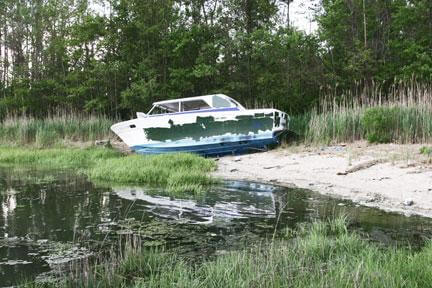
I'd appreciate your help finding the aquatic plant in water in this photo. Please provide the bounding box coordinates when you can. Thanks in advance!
[21,217,432,288]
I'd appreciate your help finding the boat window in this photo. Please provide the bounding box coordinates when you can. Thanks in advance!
[230,100,239,107]
[149,106,167,115]
[212,95,232,108]
[161,102,180,113]
[181,100,211,112]
[149,102,179,115]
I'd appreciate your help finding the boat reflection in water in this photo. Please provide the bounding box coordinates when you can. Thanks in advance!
[113,181,278,224]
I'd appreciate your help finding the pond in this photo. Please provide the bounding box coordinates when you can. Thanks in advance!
[1,166,432,286]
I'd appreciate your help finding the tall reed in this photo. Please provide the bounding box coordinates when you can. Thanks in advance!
[299,79,432,144]
[0,113,115,147]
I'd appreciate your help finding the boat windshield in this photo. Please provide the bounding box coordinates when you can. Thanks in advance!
[148,102,179,115]
[212,95,232,108]
[212,95,244,109]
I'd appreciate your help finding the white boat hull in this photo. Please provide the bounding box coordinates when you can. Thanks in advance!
[111,108,288,156]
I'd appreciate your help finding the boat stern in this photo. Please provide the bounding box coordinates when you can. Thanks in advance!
[275,110,289,131]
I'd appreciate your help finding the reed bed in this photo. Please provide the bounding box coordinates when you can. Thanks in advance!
[0,113,114,147]
[293,80,432,144]
[23,217,432,287]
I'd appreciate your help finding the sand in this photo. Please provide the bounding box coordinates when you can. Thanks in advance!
[213,142,432,218]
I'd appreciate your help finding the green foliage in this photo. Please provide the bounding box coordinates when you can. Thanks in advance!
[1,0,432,142]
[318,0,432,86]
[420,146,432,156]
[0,0,324,117]
[362,107,397,143]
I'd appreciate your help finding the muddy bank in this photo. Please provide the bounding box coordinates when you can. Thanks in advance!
[213,142,432,218]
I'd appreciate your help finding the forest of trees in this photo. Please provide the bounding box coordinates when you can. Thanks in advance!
[0,0,431,118]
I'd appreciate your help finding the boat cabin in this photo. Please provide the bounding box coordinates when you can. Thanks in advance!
[145,94,245,116]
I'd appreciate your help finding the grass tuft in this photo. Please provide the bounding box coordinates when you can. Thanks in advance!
[86,153,217,196]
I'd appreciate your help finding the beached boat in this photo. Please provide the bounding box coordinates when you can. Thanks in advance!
[111,94,289,156]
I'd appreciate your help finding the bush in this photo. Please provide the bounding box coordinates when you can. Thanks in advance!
[362,107,397,143]
[420,146,432,158]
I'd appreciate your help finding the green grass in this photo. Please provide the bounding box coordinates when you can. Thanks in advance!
[0,114,114,147]
[21,217,432,288]
[0,147,216,195]
[86,153,217,195]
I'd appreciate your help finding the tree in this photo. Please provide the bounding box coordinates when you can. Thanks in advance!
[280,0,294,27]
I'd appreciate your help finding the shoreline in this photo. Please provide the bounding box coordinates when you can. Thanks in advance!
[213,141,432,218]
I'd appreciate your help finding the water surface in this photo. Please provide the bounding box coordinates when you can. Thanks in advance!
[1,167,431,286]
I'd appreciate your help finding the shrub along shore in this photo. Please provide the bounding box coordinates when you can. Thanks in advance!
[0,147,216,196]
[23,218,432,288]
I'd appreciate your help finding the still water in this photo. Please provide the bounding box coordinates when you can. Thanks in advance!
[0,167,431,286]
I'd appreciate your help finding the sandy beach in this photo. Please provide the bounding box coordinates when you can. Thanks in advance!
[213,142,432,218]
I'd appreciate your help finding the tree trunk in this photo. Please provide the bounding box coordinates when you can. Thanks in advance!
[286,0,290,28]
[363,0,367,48]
